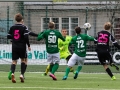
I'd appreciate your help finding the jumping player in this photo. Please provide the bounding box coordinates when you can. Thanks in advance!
[95,22,120,80]
[62,26,96,80]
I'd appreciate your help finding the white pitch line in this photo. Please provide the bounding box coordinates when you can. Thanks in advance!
[0,87,119,90]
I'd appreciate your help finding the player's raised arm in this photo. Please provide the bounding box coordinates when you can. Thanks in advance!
[37,31,45,41]
[21,20,38,37]
[86,34,97,41]
[29,31,38,37]
[110,34,120,49]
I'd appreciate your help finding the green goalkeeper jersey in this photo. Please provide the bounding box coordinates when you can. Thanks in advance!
[69,34,95,57]
[58,35,72,59]
[37,29,65,54]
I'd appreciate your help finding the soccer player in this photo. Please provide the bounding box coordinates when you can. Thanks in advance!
[62,26,96,80]
[42,29,74,76]
[37,21,65,80]
[95,22,120,80]
[8,19,38,80]
[7,13,31,83]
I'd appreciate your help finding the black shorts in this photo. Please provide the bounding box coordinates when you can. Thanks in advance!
[12,48,27,60]
[97,52,113,65]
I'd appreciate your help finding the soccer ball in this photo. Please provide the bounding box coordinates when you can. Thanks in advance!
[83,23,91,30]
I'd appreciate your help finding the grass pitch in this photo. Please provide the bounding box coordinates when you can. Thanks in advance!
[0,72,120,90]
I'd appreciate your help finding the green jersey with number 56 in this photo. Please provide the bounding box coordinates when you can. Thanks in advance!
[37,29,65,54]
[69,34,95,57]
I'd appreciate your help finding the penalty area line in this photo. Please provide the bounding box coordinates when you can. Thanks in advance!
[0,87,119,90]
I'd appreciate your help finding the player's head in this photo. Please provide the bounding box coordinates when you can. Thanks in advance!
[15,13,23,23]
[48,21,55,29]
[104,22,111,30]
[75,26,81,34]
[61,29,67,37]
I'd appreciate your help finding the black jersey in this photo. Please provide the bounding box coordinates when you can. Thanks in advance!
[28,31,38,37]
[7,24,30,49]
[96,30,117,52]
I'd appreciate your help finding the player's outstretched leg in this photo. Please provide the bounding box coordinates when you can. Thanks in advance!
[74,71,78,79]
[111,76,116,80]
[49,73,57,80]
[105,67,116,80]
[110,63,119,71]
[8,71,12,80]
[42,64,50,76]
[62,67,70,80]
[74,66,82,79]
[49,63,59,80]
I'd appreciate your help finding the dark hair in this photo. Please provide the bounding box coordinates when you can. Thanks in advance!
[104,22,111,30]
[15,13,23,22]
[48,22,55,29]
[61,28,67,31]
[75,26,81,34]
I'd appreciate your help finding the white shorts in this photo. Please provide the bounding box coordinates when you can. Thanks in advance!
[67,53,85,67]
[47,53,60,64]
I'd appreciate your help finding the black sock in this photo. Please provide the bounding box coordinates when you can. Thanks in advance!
[24,64,27,74]
[21,62,25,75]
[11,64,16,74]
[106,68,113,77]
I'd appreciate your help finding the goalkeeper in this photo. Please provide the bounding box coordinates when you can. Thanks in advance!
[42,29,74,76]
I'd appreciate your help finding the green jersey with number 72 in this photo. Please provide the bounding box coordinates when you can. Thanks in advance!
[37,29,65,54]
[69,34,96,57]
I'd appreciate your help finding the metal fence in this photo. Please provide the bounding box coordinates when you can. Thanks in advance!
[0,1,120,44]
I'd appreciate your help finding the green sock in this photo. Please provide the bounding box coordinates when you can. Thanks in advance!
[51,63,59,74]
[65,67,70,77]
[76,66,82,73]
[50,64,54,72]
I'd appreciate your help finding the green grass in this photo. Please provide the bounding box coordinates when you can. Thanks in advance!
[0,72,120,90]
[0,64,120,73]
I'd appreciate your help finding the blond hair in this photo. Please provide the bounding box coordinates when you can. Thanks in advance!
[48,21,55,29]
[104,22,111,30]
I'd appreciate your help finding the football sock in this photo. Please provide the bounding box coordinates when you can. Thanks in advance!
[21,62,25,75]
[24,64,27,73]
[64,67,70,77]
[76,66,82,73]
[50,64,54,72]
[11,64,16,74]
[51,63,59,74]
[106,68,113,77]
[45,64,50,74]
